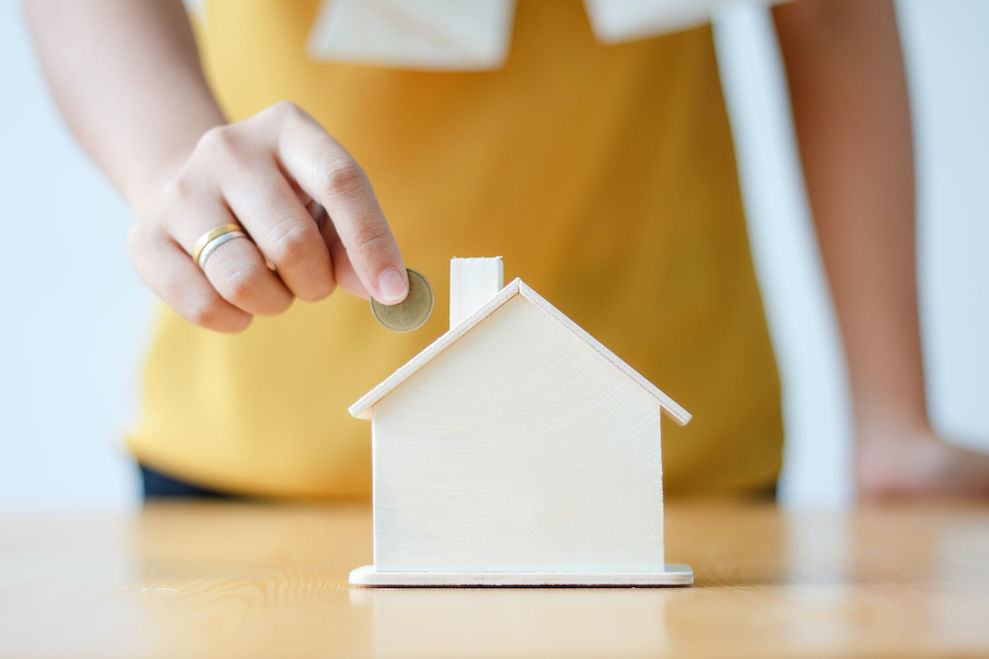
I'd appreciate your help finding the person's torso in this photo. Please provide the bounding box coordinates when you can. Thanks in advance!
[127,0,783,497]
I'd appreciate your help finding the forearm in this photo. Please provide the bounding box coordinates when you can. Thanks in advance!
[774,0,927,435]
[25,0,225,211]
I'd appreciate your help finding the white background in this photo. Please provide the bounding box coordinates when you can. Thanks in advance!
[0,1,986,510]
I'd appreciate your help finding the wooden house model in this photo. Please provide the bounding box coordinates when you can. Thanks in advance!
[349,258,692,586]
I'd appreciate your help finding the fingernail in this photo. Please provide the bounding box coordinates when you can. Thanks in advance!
[377,267,409,304]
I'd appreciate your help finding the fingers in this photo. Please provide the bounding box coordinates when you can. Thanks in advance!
[220,162,336,302]
[128,224,252,333]
[272,103,409,304]
[320,216,367,298]
[129,101,406,333]
[164,189,295,318]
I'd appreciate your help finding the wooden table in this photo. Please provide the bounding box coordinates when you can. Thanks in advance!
[1,501,988,658]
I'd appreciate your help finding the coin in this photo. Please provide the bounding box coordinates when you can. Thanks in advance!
[370,268,434,332]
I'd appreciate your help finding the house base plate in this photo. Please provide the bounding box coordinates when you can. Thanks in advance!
[348,564,693,587]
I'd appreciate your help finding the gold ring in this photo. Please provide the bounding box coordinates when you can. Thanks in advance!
[192,224,243,267]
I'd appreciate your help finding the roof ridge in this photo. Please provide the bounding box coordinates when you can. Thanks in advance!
[349,278,690,426]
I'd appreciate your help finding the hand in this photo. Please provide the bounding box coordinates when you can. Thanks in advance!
[855,422,989,499]
[127,101,409,333]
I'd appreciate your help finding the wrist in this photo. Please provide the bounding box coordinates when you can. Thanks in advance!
[126,112,226,216]
[127,141,204,216]
[853,397,931,444]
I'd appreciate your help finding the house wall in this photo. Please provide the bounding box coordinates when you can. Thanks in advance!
[371,296,666,573]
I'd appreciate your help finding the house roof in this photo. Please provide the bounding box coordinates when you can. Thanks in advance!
[349,278,691,426]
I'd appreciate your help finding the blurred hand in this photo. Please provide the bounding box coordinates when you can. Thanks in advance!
[127,101,409,333]
[856,422,989,499]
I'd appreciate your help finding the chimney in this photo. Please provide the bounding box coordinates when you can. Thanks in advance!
[450,257,504,328]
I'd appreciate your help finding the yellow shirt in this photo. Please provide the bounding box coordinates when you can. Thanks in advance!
[126,0,783,498]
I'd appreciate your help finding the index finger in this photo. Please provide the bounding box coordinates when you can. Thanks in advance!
[275,110,409,305]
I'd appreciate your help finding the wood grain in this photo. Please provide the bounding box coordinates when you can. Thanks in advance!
[449,256,503,327]
[372,295,667,574]
[356,264,690,583]
[349,278,690,425]
[2,500,989,658]
[348,563,693,586]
